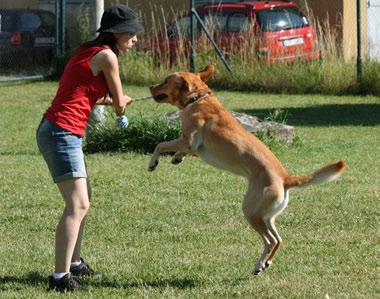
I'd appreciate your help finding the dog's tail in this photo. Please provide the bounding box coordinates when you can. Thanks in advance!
[284,160,345,190]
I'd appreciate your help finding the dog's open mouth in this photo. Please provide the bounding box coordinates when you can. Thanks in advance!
[153,94,168,102]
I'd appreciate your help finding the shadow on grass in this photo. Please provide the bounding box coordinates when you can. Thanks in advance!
[94,278,199,290]
[0,273,198,291]
[237,103,380,126]
[92,276,249,290]
[0,273,249,291]
[0,273,199,292]
[0,272,45,290]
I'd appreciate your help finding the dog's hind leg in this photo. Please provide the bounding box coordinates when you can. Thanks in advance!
[242,184,286,275]
[264,190,289,268]
[262,218,281,271]
[251,218,282,275]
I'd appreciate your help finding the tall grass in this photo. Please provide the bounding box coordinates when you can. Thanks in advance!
[62,3,380,95]
[114,3,380,95]
[124,48,370,95]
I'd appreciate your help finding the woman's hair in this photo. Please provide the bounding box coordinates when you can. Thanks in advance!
[81,32,119,55]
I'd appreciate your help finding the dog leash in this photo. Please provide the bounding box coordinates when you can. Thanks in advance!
[134,95,153,101]
[116,95,153,129]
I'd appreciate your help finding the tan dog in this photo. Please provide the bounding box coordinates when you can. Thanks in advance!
[148,65,345,275]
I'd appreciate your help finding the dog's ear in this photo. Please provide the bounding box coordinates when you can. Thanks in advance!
[198,65,214,82]
[179,75,189,91]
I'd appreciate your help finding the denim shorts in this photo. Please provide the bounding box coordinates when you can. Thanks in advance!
[36,118,87,183]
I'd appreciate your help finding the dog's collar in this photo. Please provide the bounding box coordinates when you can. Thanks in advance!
[185,93,211,107]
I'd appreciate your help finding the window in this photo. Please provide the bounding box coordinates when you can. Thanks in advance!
[227,12,249,32]
[201,12,228,33]
[0,12,15,32]
[256,7,310,32]
[38,12,55,26]
[164,16,192,38]
[19,12,41,31]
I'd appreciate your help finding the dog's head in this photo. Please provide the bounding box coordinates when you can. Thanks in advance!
[150,65,214,109]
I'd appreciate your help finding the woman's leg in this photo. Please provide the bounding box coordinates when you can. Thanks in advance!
[55,177,90,273]
[71,178,92,263]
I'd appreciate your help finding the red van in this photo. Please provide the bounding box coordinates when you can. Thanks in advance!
[143,1,320,64]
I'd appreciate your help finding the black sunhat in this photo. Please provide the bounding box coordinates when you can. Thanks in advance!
[97,4,144,33]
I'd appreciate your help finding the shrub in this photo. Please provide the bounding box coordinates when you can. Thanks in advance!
[84,113,181,154]
[84,109,298,154]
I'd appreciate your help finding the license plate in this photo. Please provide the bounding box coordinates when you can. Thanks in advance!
[283,37,304,47]
[35,37,55,45]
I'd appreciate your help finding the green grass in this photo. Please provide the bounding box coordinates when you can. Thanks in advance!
[119,51,376,95]
[0,81,379,298]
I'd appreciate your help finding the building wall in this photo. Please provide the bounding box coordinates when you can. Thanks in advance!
[107,0,188,35]
[304,0,367,60]
[0,1,188,48]
[343,0,367,60]
[0,0,36,8]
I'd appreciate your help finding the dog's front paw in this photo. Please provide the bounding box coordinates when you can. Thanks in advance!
[148,159,159,171]
[171,156,184,165]
[171,152,186,165]
[171,158,182,165]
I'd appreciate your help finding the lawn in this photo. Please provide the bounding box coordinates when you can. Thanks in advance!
[0,81,379,298]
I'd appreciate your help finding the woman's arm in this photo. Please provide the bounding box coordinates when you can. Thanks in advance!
[90,49,134,116]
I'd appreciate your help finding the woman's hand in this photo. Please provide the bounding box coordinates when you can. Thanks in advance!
[96,95,113,105]
[125,96,134,106]
[115,96,134,116]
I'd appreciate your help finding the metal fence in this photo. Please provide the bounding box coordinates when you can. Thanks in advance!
[1,0,378,84]
[0,1,66,83]
[364,0,380,59]
[310,0,380,62]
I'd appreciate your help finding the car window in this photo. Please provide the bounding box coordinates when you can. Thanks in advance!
[201,12,228,33]
[256,7,310,32]
[164,11,239,38]
[162,12,236,37]
[164,16,192,38]
[38,12,55,26]
[19,12,41,31]
[227,12,249,32]
[0,11,15,31]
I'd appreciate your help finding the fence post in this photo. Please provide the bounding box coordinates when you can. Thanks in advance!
[189,0,233,74]
[54,0,66,78]
[190,0,196,72]
[357,0,363,92]
[59,0,65,53]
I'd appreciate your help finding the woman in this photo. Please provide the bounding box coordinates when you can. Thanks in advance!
[36,4,143,292]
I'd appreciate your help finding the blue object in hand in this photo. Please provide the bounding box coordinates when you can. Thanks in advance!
[116,115,129,129]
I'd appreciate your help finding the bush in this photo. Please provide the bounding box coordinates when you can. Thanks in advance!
[84,110,297,154]
[84,113,181,154]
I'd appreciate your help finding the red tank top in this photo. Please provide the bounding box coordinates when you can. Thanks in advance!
[44,45,110,136]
